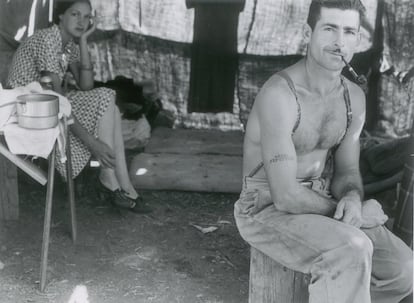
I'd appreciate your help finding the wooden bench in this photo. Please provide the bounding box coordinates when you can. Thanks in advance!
[0,148,19,220]
[249,247,310,303]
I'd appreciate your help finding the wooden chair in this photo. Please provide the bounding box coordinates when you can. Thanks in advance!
[249,247,310,303]
[0,118,76,292]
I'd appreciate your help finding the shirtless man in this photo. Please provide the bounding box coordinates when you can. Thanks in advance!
[234,1,413,302]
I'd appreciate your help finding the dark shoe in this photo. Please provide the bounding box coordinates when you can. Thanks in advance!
[97,179,152,214]
[97,179,115,202]
[129,194,153,214]
[112,190,153,214]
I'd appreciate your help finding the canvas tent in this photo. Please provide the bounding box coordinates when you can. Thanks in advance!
[0,0,412,136]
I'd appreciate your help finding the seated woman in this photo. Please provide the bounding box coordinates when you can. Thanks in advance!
[7,0,151,213]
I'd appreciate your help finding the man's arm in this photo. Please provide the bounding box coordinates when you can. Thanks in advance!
[330,82,366,226]
[258,77,336,215]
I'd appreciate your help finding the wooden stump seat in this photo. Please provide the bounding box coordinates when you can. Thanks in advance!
[249,247,310,303]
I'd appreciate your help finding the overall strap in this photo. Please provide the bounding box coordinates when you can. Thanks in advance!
[247,162,264,178]
[247,71,301,178]
[338,76,353,145]
[278,71,301,133]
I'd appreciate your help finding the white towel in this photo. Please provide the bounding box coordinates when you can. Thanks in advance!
[0,84,19,129]
[3,123,60,159]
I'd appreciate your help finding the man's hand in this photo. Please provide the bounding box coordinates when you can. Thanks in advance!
[89,139,115,169]
[334,192,362,228]
[360,199,388,229]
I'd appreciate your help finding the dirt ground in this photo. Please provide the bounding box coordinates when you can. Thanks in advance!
[0,154,401,303]
[0,166,250,303]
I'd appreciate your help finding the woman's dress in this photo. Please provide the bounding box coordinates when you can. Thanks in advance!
[7,24,114,178]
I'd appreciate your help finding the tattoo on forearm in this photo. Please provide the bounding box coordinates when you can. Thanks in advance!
[269,154,294,164]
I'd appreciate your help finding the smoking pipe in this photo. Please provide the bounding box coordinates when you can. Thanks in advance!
[341,56,367,86]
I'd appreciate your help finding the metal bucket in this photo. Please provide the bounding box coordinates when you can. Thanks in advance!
[16,94,59,129]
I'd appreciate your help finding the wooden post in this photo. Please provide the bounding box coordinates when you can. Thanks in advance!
[0,154,19,220]
[393,124,414,247]
[40,146,56,292]
[249,247,309,303]
[64,117,77,244]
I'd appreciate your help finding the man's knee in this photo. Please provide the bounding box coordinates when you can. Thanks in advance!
[342,228,373,266]
[396,257,413,296]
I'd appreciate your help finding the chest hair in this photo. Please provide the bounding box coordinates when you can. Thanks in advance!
[293,95,347,154]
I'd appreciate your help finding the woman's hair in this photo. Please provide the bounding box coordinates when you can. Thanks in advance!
[52,0,92,25]
[306,0,366,30]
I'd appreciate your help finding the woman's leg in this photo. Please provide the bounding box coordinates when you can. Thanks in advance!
[97,97,138,198]
[97,98,120,191]
[112,105,139,198]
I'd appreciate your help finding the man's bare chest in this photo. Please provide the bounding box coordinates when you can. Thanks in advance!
[292,93,348,154]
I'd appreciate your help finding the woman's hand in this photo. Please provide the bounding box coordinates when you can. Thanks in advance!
[80,12,97,41]
[76,10,97,90]
[89,138,115,169]
[360,199,388,229]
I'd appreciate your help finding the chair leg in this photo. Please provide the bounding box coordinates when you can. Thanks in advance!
[40,146,56,292]
[63,117,77,243]
[65,135,77,244]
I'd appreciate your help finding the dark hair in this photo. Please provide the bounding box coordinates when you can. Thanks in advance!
[306,0,366,30]
[52,0,92,25]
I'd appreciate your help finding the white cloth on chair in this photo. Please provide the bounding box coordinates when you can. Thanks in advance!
[0,83,18,129]
[2,123,60,159]
[0,82,71,161]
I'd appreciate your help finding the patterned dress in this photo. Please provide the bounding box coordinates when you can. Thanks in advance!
[7,24,114,179]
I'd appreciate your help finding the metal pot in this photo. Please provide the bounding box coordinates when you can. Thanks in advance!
[16,94,59,129]
[17,115,59,129]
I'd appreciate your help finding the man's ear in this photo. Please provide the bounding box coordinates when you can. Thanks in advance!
[302,24,312,43]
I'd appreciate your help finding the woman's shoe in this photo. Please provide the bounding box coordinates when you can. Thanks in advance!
[96,179,115,202]
[112,190,153,214]
[97,179,152,214]
[129,194,153,214]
